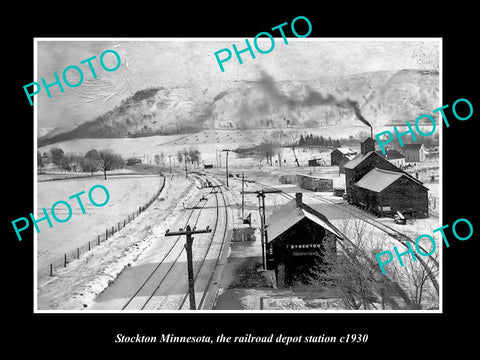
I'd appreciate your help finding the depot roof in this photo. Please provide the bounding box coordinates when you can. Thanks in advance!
[266,196,343,243]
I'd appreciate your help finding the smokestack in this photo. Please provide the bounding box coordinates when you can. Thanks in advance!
[295,193,303,206]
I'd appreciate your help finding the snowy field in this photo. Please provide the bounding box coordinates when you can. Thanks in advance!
[37,175,195,310]
[36,174,164,280]
[36,130,440,311]
[38,127,364,164]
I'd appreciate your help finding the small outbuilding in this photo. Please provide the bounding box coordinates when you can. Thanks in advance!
[330,147,357,166]
[308,158,324,167]
[265,193,343,286]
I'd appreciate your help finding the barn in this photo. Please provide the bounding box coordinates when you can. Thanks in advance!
[350,168,429,218]
[402,143,426,163]
[265,193,343,286]
[330,147,357,166]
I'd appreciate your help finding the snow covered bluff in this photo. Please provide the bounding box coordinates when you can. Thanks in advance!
[38,69,439,147]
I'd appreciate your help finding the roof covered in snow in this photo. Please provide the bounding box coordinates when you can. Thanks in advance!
[344,151,376,169]
[266,197,343,243]
[402,143,424,150]
[354,167,428,192]
[332,147,356,155]
[354,168,404,192]
[376,149,405,160]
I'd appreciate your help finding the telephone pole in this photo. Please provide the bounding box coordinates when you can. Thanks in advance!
[241,173,245,220]
[184,150,188,178]
[165,225,212,310]
[242,189,281,270]
[222,149,232,187]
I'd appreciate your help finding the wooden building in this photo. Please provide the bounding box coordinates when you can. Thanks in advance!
[376,149,406,168]
[350,168,429,218]
[266,193,343,286]
[402,143,426,163]
[344,140,404,194]
[330,147,357,166]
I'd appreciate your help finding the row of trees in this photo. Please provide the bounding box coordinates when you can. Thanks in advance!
[40,148,125,180]
[176,147,201,167]
[297,134,342,148]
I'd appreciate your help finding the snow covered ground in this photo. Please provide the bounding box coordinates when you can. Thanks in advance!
[37,175,195,310]
[210,159,440,310]
[36,174,165,280]
[35,131,440,311]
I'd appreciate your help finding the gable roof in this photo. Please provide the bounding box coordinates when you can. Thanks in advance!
[402,143,424,151]
[354,168,428,192]
[266,198,343,243]
[376,149,405,160]
[344,151,376,170]
[354,168,404,192]
[362,137,376,144]
[332,147,356,155]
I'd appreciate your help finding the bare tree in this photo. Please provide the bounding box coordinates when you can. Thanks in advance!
[308,217,391,310]
[188,147,201,167]
[50,148,64,167]
[259,140,275,166]
[37,150,43,170]
[288,131,301,167]
[111,154,125,173]
[98,150,115,180]
[389,240,439,309]
[176,149,184,164]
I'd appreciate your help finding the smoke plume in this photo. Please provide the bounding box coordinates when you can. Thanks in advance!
[256,70,372,130]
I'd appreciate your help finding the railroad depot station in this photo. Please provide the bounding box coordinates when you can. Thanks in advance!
[265,193,343,286]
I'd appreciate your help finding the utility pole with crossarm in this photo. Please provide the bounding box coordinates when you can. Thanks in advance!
[165,225,212,310]
[242,189,281,270]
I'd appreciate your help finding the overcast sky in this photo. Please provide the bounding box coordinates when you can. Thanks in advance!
[36,39,440,129]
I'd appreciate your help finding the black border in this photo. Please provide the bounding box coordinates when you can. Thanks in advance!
[5,6,478,354]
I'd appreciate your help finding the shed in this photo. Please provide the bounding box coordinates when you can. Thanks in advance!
[265,193,343,286]
[330,147,357,166]
[350,168,429,218]
[308,158,324,167]
[402,143,426,163]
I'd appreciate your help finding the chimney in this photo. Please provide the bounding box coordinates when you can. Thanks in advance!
[295,193,303,206]
[361,137,375,155]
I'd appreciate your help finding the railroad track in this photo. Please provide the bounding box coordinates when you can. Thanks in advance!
[120,174,228,310]
[178,176,229,310]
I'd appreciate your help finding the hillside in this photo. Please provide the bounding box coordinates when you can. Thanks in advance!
[38,69,439,147]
